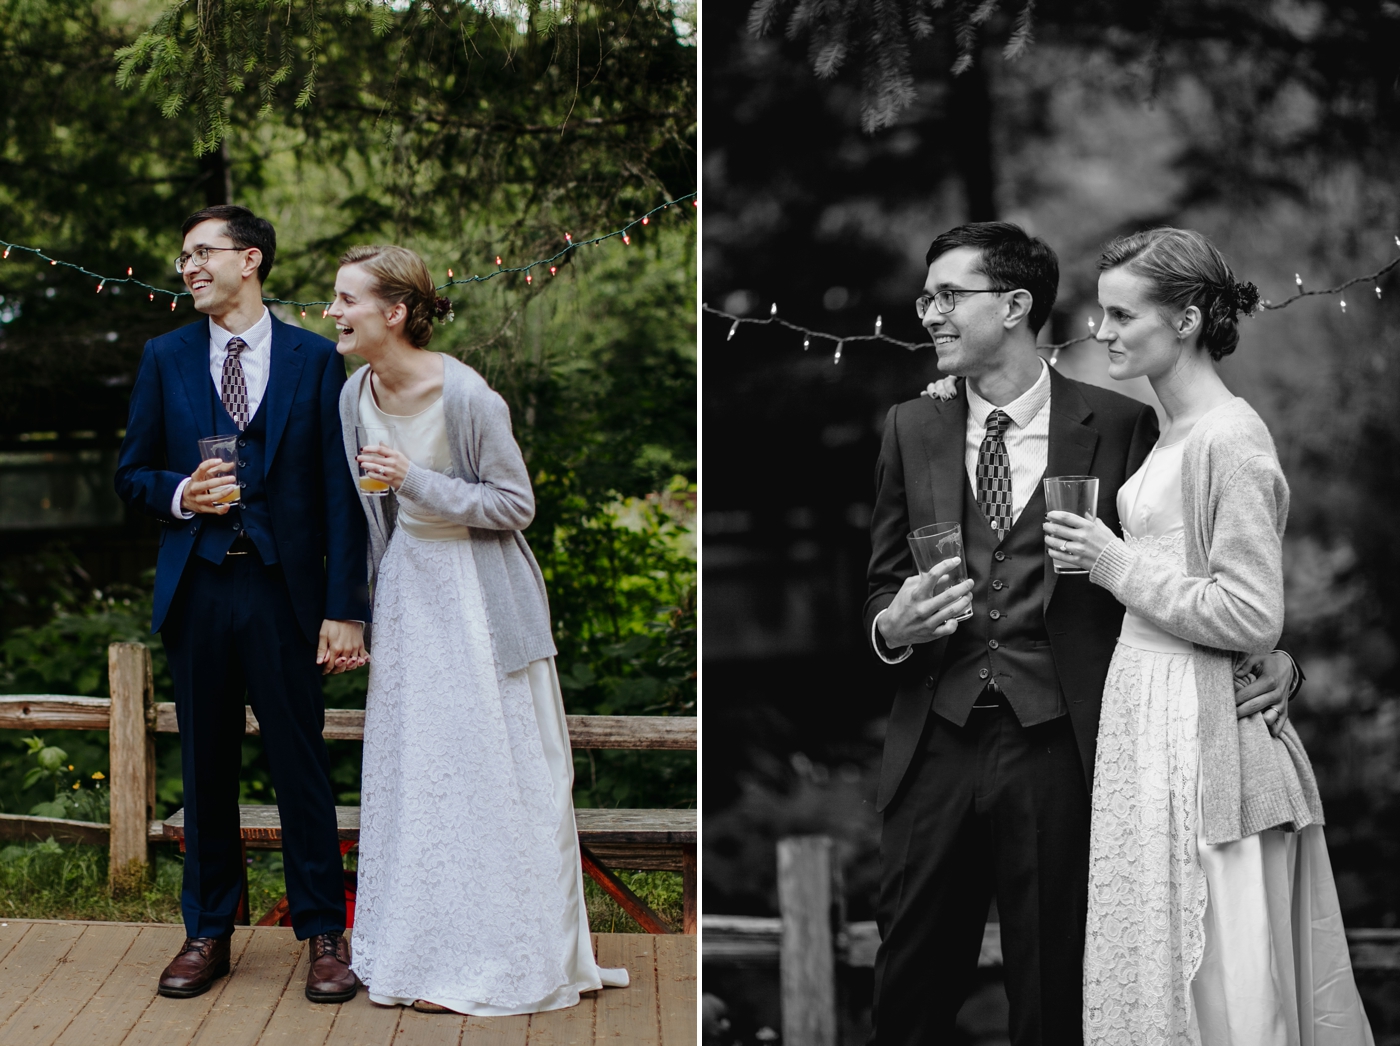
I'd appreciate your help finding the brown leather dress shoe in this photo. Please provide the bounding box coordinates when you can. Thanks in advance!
[158,936,232,998]
[305,932,358,1003]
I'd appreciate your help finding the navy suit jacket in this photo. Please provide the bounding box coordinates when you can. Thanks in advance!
[115,315,370,642]
[863,368,1159,809]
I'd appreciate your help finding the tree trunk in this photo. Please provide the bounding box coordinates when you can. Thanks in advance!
[950,57,997,222]
[198,141,233,206]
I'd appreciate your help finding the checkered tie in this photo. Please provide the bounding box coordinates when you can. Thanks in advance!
[976,408,1014,537]
[221,337,250,431]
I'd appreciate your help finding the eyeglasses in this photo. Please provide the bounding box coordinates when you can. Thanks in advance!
[915,287,1012,319]
[175,246,249,274]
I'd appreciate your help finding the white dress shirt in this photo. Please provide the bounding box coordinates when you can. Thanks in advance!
[872,360,1054,664]
[171,308,274,519]
[963,358,1052,528]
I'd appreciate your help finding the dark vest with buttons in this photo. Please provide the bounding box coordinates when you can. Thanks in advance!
[929,479,1065,727]
[192,396,279,565]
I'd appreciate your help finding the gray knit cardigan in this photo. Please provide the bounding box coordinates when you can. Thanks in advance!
[339,355,557,674]
[1089,397,1323,844]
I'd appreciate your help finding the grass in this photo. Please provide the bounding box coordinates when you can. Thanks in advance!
[0,840,684,933]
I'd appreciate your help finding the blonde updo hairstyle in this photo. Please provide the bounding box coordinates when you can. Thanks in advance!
[1097,228,1260,362]
[338,244,452,349]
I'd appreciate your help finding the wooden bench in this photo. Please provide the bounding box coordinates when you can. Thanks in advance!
[0,643,697,934]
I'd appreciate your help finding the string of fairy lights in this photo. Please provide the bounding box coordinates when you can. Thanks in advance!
[0,193,697,317]
[707,241,1400,366]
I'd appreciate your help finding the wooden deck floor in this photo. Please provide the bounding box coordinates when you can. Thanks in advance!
[0,920,695,1046]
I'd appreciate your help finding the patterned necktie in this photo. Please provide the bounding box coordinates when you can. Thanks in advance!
[221,337,250,431]
[976,408,1014,537]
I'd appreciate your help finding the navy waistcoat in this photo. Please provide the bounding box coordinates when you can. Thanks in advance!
[193,398,279,565]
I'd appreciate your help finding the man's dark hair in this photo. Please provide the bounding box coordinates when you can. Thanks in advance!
[181,205,276,284]
[925,221,1059,334]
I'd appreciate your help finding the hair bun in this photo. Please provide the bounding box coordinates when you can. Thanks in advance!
[1231,280,1261,317]
[433,296,454,322]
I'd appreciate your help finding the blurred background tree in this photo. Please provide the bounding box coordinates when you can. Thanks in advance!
[704,0,1400,1039]
[0,0,695,825]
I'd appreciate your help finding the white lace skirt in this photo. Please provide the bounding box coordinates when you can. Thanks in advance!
[1085,642,1207,1046]
[1086,641,1374,1046]
[350,528,605,1014]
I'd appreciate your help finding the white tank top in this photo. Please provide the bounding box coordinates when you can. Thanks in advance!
[359,376,471,542]
[1116,439,1194,654]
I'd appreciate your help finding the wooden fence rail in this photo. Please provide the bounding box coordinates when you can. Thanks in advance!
[703,835,1400,1046]
[0,644,698,931]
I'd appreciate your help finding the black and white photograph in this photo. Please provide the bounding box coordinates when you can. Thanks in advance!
[702,3,1400,1045]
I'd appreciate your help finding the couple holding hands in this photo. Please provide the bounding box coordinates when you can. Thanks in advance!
[866,222,1373,1045]
[115,205,625,1013]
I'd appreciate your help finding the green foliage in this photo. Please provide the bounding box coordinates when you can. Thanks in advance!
[0,839,184,922]
[17,736,110,822]
[582,870,685,933]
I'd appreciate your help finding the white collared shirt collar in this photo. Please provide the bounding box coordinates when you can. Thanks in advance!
[965,357,1051,430]
[209,306,272,357]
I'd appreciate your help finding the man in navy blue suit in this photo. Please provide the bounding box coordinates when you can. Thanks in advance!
[115,205,369,1002]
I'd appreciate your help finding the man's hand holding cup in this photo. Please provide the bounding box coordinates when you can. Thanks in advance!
[877,557,974,649]
[181,458,238,515]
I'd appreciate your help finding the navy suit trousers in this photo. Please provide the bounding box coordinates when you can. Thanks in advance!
[163,552,345,941]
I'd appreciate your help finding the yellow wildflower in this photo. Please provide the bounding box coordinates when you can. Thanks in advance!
[91,772,105,780]
[71,781,80,790]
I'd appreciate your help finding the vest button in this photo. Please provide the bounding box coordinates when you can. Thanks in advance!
[994,551,1006,562]
[233,522,243,532]
[979,668,990,680]
[925,675,935,690]
[238,459,248,469]
[237,439,247,448]
[989,609,1001,620]
[988,639,999,650]
[992,579,1004,590]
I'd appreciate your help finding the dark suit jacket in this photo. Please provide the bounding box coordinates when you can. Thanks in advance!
[864,367,1158,810]
[114,316,369,642]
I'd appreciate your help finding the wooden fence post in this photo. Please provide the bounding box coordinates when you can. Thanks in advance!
[778,835,840,1046]
[108,642,153,896]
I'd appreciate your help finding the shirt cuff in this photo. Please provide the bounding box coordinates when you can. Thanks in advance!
[171,478,195,520]
[871,609,913,665]
[1273,648,1305,700]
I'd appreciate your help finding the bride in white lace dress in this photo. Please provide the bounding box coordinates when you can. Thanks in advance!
[1044,228,1372,1045]
[328,244,627,1015]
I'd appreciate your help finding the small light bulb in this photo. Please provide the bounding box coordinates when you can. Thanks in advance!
[170,299,176,311]
[692,199,698,207]
[496,256,503,267]
[127,267,133,276]
[770,303,777,317]
[1340,298,1347,312]
[148,293,154,301]
[623,234,630,245]
[1,247,8,259]
[834,341,843,364]
[1295,273,1303,287]
[1377,286,1383,300]
[550,266,557,276]
[301,309,307,318]
[727,321,739,341]
[875,315,883,336]
[1087,316,1096,330]
[322,308,329,319]
[803,336,810,351]
[642,216,650,226]
[50,259,56,265]
[526,273,532,284]
[96,280,104,293]
[565,233,572,244]
[447,268,454,279]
